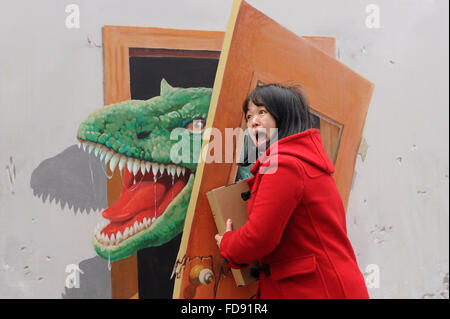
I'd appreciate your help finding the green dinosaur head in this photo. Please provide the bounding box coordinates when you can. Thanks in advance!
[77,79,211,261]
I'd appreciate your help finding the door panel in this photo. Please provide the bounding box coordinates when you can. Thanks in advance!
[174,0,373,298]
[173,0,373,299]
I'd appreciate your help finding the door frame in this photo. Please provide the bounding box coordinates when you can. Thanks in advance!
[103,25,224,299]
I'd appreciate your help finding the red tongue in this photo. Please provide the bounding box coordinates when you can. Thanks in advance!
[100,179,187,236]
[102,166,188,224]
[102,181,166,222]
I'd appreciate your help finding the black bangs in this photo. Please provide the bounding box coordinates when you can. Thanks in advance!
[242,83,312,140]
[243,93,266,114]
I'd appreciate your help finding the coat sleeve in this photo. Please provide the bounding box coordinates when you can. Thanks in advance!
[220,156,304,267]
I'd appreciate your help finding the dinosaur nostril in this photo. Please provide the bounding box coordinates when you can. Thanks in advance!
[137,131,151,139]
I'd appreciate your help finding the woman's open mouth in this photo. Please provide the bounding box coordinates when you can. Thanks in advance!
[255,129,268,147]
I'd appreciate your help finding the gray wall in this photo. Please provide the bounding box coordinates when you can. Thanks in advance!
[0,0,448,298]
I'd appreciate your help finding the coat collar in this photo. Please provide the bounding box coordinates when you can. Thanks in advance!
[248,128,328,176]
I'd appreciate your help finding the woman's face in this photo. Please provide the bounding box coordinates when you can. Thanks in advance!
[246,101,277,149]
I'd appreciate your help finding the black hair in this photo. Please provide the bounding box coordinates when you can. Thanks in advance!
[238,83,313,166]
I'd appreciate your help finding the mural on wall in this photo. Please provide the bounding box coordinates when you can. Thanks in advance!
[70,0,373,299]
[77,79,221,262]
[1,0,443,301]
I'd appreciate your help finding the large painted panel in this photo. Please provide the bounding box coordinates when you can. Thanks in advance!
[74,0,374,298]
[173,0,374,299]
[97,26,224,299]
[90,23,339,299]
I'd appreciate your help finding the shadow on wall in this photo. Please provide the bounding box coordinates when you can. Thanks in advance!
[61,256,112,299]
[30,144,108,214]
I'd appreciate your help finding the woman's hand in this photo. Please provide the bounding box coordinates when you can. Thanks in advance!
[214,219,233,249]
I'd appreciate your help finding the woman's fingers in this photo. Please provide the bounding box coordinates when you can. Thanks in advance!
[226,219,233,232]
[215,234,222,247]
[215,220,232,248]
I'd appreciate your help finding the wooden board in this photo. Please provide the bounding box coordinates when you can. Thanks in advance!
[173,0,373,299]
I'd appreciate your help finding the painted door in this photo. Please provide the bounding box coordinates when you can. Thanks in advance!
[173,0,374,299]
[102,26,224,299]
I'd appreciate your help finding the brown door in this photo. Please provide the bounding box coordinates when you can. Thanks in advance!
[173,0,374,299]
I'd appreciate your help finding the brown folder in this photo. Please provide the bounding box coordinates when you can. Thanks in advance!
[206,179,259,286]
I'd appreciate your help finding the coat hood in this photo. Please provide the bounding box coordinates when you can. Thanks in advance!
[250,128,335,176]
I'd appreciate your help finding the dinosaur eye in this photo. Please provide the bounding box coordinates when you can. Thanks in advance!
[137,131,151,139]
[186,119,205,133]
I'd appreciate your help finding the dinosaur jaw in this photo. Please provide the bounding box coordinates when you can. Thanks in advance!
[78,139,194,259]
[92,173,194,261]
[96,163,190,246]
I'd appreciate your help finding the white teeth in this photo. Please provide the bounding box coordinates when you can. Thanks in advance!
[159,165,165,176]
[119,156,127,173]
[81,142,191,199]
[109,154,119,172]
[95,220,109,236]
[95,217,156,246]
[152,163,159,177]
[99,149,107,161]
[127,158,134,173]
[104,234,110,245]
[104,151,113,165]
[133,159,140,176]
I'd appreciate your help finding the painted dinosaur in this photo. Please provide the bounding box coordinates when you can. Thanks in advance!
[76,79,214,262]
[77,78,252,262]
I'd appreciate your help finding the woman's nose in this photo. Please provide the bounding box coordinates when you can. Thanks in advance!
[249,117,261,128]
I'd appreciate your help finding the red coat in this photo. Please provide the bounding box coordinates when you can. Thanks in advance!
[220,128,369,299]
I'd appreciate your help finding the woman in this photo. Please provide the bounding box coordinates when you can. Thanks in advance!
[214,84,369,299]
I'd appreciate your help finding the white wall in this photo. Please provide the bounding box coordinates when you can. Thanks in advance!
[0,0,448,298]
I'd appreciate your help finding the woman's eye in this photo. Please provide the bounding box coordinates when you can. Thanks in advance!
[186,119,205,132]
[259,109,266,115]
